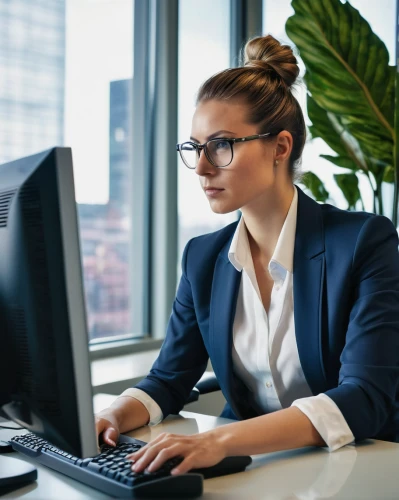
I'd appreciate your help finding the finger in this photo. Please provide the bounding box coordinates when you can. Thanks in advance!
[125,444,149,461]
[131,450,158,472]
[95,416,118,447]
[103,427,118,447]
[170,454,194,475]
[125,433,174,460]
[95,421,111,446]
[146,445,182,472]
[131,443,175,473]
[95,417,106,436]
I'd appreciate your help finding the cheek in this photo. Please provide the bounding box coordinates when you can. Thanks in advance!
[232,146,271,179]
[232,161,273,193]
[215,167,271,212]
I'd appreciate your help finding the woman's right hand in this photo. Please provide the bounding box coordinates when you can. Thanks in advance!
[95,409,121,447]
[94,396,151,447]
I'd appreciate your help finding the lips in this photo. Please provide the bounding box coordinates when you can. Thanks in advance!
[204,187,225,198]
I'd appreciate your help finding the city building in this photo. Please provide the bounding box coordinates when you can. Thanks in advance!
[0,0,65,163]
[78,78,133,340]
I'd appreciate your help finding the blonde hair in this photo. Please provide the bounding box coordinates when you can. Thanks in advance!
[196,34,306,181]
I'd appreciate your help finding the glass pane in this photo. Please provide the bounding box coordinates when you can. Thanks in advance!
[263,0,396,213]
[0,0,135,343]
[0,1,66,161]
[178,0,237,271]
[66,0,133,342]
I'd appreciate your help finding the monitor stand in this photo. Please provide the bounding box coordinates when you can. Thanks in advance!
[0,455,37,494]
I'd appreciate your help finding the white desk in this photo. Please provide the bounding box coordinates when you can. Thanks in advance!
[1,394,399,499]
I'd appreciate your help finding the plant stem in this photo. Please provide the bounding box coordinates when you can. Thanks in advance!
[376,182,384,216]
[359,193,365,211]
[365,172,377,213]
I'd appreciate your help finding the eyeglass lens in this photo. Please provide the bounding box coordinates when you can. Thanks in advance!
[180,139,232,169]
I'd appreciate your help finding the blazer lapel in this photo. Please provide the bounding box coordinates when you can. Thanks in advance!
[209,228,266,420]
[293,186,328,395]
[209,249,243,417]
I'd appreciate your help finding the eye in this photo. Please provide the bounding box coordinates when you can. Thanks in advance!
[214,140,230,150]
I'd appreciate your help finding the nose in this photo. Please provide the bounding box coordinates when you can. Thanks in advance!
[194,148,217,177]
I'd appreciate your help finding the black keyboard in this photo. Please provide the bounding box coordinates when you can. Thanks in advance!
[10,433,252,498]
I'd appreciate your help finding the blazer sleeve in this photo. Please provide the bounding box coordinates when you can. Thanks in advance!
[324,214,399,441]
[134,238,209,418]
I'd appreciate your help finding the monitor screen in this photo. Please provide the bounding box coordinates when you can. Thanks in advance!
[0,147,99,458]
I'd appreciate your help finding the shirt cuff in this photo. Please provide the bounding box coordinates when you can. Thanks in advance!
[118,388,163,426]
[291,393,355,451]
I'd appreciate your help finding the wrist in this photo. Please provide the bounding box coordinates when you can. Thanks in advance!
[108,400,126,428]
[110,396,150,432]
[207,427,232,458]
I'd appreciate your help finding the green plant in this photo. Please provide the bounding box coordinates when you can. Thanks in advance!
[285,0,398,226]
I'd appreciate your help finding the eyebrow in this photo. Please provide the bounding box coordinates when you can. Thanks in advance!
[190,130,236,143]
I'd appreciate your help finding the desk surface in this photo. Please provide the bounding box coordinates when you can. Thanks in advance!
[1,394,399,499]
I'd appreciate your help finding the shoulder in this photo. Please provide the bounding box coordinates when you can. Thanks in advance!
[321,201,375,227]
[297,185,397,263]
[297,184,388,243]
[319,203,398,275]
[320,202,397,242]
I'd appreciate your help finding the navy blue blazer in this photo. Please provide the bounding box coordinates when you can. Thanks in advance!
[136,185,399,442]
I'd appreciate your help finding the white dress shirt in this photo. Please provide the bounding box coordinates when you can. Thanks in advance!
[119,188,355,450]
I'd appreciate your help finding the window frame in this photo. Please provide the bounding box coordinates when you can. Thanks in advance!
[90,0,263,359]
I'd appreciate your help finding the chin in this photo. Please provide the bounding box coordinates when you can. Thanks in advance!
[209,202,240,215]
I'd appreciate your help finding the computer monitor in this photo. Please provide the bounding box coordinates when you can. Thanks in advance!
[0,147,99,458]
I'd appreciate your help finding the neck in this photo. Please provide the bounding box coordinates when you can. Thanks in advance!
[241,183,295,264]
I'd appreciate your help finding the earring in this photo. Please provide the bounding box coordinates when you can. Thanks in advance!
[274,159,279,167]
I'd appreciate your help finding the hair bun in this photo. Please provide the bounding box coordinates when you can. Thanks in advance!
[243,34,299,88]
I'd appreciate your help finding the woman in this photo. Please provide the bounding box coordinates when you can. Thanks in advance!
[95,35,399,476]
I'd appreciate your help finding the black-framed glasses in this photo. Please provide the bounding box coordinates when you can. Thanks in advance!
[176,132,275,169]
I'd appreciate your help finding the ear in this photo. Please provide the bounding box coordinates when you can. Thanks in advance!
[275,131,293,162]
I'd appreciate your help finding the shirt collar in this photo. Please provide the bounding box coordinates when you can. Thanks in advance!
[228,187,298,283]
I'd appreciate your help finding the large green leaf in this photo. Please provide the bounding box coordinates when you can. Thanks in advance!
[307,95,367,172]
[320,155,357,171]
[301,171,329,202]
[307,95,348,158]
[286,0,394,171]
[383,166,395,183]
[337,115,392,167]
[333,173,361,210]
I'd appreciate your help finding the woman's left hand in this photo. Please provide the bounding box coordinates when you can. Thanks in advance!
[125,430,226,475]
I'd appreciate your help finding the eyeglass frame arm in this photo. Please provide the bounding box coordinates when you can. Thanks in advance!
[176,132,272,151]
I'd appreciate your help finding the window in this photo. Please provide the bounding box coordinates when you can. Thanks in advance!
[262,0,396,214]
[177,0,238,270]
[0,0,135,343]
[65,0,134,342]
